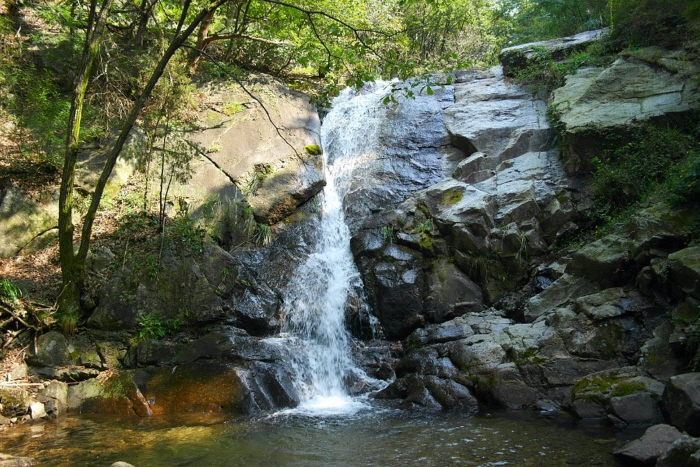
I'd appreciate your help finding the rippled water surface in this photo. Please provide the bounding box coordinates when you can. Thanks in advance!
[0,403,629,466]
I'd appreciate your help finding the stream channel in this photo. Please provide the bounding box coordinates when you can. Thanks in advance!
[0,83,637,466]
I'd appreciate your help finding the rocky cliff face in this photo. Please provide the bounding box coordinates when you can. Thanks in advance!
[11,32,700,443]
[356,35,700,441]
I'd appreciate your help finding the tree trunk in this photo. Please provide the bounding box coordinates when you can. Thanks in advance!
[58,0,231,323]
[57,0,114,321]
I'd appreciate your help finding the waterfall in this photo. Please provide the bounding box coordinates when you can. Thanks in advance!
[280,83,393,415]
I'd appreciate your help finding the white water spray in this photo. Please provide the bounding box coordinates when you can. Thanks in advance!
[280,83,393,416]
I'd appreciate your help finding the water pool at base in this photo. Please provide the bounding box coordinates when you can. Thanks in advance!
[0,402,631,466]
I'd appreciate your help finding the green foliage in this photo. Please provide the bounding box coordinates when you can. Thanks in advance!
[666,151,700,208]
[166,210,207,253]
[305,144,323,155]
[592,125,694,217]
[222,101,245,116]
[440,189,463,205]
[0,279,25,304]
[606,0,697,50]
[252,223,273,247]
[572,375,646,404]
[513,46,601,93]
[499,0,608,44]
[380,225,395,244]
[56,309,80,335]
[137,311,181,340]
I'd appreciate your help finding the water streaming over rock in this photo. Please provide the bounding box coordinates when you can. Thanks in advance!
[280,83,398,415]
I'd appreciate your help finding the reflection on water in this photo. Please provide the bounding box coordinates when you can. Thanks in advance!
[0,403,629,466]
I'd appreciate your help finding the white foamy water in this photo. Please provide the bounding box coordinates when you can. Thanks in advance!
[280,83,394,416]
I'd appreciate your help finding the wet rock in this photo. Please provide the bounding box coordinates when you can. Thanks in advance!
[68,371,152,417]
[0,388,29,418]
[380,373,478,412]
[424,260,484,323]
[238,361,300,410]
[406,316,475,348]
[358,250,426,340]
[232,287,280,336]
[662,373,700,436]
[574,288,662,322]
[28,401,45,420]
[500,29,608,77]
[134,339,179,366]
[32,366,101,382]
[637,321,687,382]
[37,381,68,417]
[614,424,683,466]
[323,80,456,234]
[444,67,552,169]
[525,274,598,321]
[136,362,249,415]
[571,368,664,422]
[567,234,636,287]
[656,436,700,467]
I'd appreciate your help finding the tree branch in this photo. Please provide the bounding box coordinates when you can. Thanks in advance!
[203,32,291,46]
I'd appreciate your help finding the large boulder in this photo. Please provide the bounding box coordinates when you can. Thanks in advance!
[663,373,700,436]
[184,76,324,225]
[550,48,700,174]
[614,424,684,466]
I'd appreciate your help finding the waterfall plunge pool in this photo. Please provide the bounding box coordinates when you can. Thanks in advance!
[0,402,634,466]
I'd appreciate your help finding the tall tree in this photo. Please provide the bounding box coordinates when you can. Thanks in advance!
[56,0,230,327]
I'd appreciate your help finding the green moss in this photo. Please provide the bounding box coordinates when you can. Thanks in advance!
[305,144,323,155]
[222,101,245,116]
[440,189,463,205]
[572,375,646,405]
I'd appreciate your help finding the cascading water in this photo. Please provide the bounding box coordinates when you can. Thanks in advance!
[280,83,394,416]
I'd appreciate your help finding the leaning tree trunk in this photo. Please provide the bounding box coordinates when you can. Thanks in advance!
[57,0,232,324]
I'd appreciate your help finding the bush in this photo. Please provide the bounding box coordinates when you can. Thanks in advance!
[592,125,694,215]
[607,0,697,50]
[666,151,700,208]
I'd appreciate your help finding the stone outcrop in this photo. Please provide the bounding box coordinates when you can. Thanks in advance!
[360,41,700,419]
[550,47,700,173]
[183,75,324,225]
[499,29,608,78]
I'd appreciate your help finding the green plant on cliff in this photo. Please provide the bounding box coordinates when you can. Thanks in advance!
[592,125,695,221]
[137,311,181,340]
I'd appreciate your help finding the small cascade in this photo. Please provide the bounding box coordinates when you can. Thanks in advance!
[280,83,395,416]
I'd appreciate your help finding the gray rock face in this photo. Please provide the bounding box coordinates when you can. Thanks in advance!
[656,436,700,467]
[185,76,324,225]
[550,48,700,173]
[614,424,683,466]
[444,67,552,180]
[499,29,608,77]
[323,80,459,234]
[663,373,700,436]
